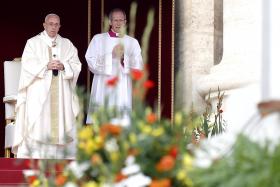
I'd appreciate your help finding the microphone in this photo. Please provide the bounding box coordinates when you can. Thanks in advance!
[121,55,124,67]
[52,54,58,76]
[53,70,58,76]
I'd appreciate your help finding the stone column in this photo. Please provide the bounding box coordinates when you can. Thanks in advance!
[195,0,262,111]
[176,0,219,112]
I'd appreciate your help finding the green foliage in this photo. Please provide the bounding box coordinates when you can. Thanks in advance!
[195,88,226,141]
[191,134,280,187]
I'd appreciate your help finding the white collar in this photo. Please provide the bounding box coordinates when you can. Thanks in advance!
[41,31,58,47]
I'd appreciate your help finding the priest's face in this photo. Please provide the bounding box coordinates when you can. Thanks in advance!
[43,16,61,38]
[110,11,126,33]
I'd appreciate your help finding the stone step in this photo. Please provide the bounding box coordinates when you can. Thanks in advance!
[0,158,69,185]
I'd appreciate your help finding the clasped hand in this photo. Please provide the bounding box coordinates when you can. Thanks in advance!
[47,60,64,71]
[112,44,124,59]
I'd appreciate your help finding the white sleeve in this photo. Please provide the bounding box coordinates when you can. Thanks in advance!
[85,36,111,75]
[129,40,143,70]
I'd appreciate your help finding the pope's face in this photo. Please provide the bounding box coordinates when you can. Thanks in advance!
[110,11,126,33]
[43,16,60,38]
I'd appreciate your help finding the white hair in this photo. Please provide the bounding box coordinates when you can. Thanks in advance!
[44,13,60,22]
[109,8,126,21]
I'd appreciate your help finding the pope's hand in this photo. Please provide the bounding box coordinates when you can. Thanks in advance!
[47,60,64,70]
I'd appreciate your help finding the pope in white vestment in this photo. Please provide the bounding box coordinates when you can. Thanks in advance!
[85,9,143,124]
[12,14,81,159]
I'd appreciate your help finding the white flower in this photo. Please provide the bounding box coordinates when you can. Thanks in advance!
[67,161,90,179]
[105,138,119,152]
[114,173,151,187]
[22,169,39,177]
[64,182,79,187]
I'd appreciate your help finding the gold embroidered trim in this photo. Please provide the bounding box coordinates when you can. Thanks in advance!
[48,47,59,144]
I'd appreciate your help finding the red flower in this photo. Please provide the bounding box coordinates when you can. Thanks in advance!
[26,175,37,184]
[106,76,118,87]
[115,172,128,182]
[131,69,143,80]
[144,80,155,89]
[168,146,179,158]
[55,163,65,172]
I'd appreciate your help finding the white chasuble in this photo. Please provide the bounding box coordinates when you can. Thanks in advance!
[85,33,143,124]
[12,31,81,159]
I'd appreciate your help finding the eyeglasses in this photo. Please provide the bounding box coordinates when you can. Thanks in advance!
[112,19,126,23]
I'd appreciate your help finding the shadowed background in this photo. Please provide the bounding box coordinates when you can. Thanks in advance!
[0,0,173,156]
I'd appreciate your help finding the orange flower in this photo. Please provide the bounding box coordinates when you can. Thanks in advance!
[156,155,176,172]
[106,76,119,87]
[143,80,155,89]
[115,172,128,182]
[26,175,37,184]
[131,69,143,80]
[100,123,122,136]
[146,113,157,124]
[128,148,139,156]
[55,174,67,186]
[149,178,171,187]
[91,154,102,165]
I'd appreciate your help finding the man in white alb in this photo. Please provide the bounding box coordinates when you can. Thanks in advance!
[12,13,81,159]
[85,8,143,124]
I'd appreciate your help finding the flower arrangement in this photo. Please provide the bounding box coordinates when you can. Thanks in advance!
[24,66,196,187]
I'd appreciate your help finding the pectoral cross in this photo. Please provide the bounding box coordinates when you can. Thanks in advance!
[52,41,57,48]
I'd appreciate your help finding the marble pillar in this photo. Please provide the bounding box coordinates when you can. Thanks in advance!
[195,0,262,112]
[176,0,222,113]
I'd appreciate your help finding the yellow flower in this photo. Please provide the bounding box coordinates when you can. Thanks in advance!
[129,133,137,144]
[31,179,40,187]
[183,154,193,169]
[151,127,164,137]
[82,181,99,187]
[85,139,95,155]
[123,142,130,151]
[137,120,146,128]
[80,136,103,155]
[175,112,183,126]
[145,107,153,115]
[183,177,193,187]
[142,125,152,134]
[78,141,86,149]
[78,126,93,140]
[94,135,104,149]
[110,152,120,162]
[177,170,193,186]
[138,121,152,134]
[177,169,187,180]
